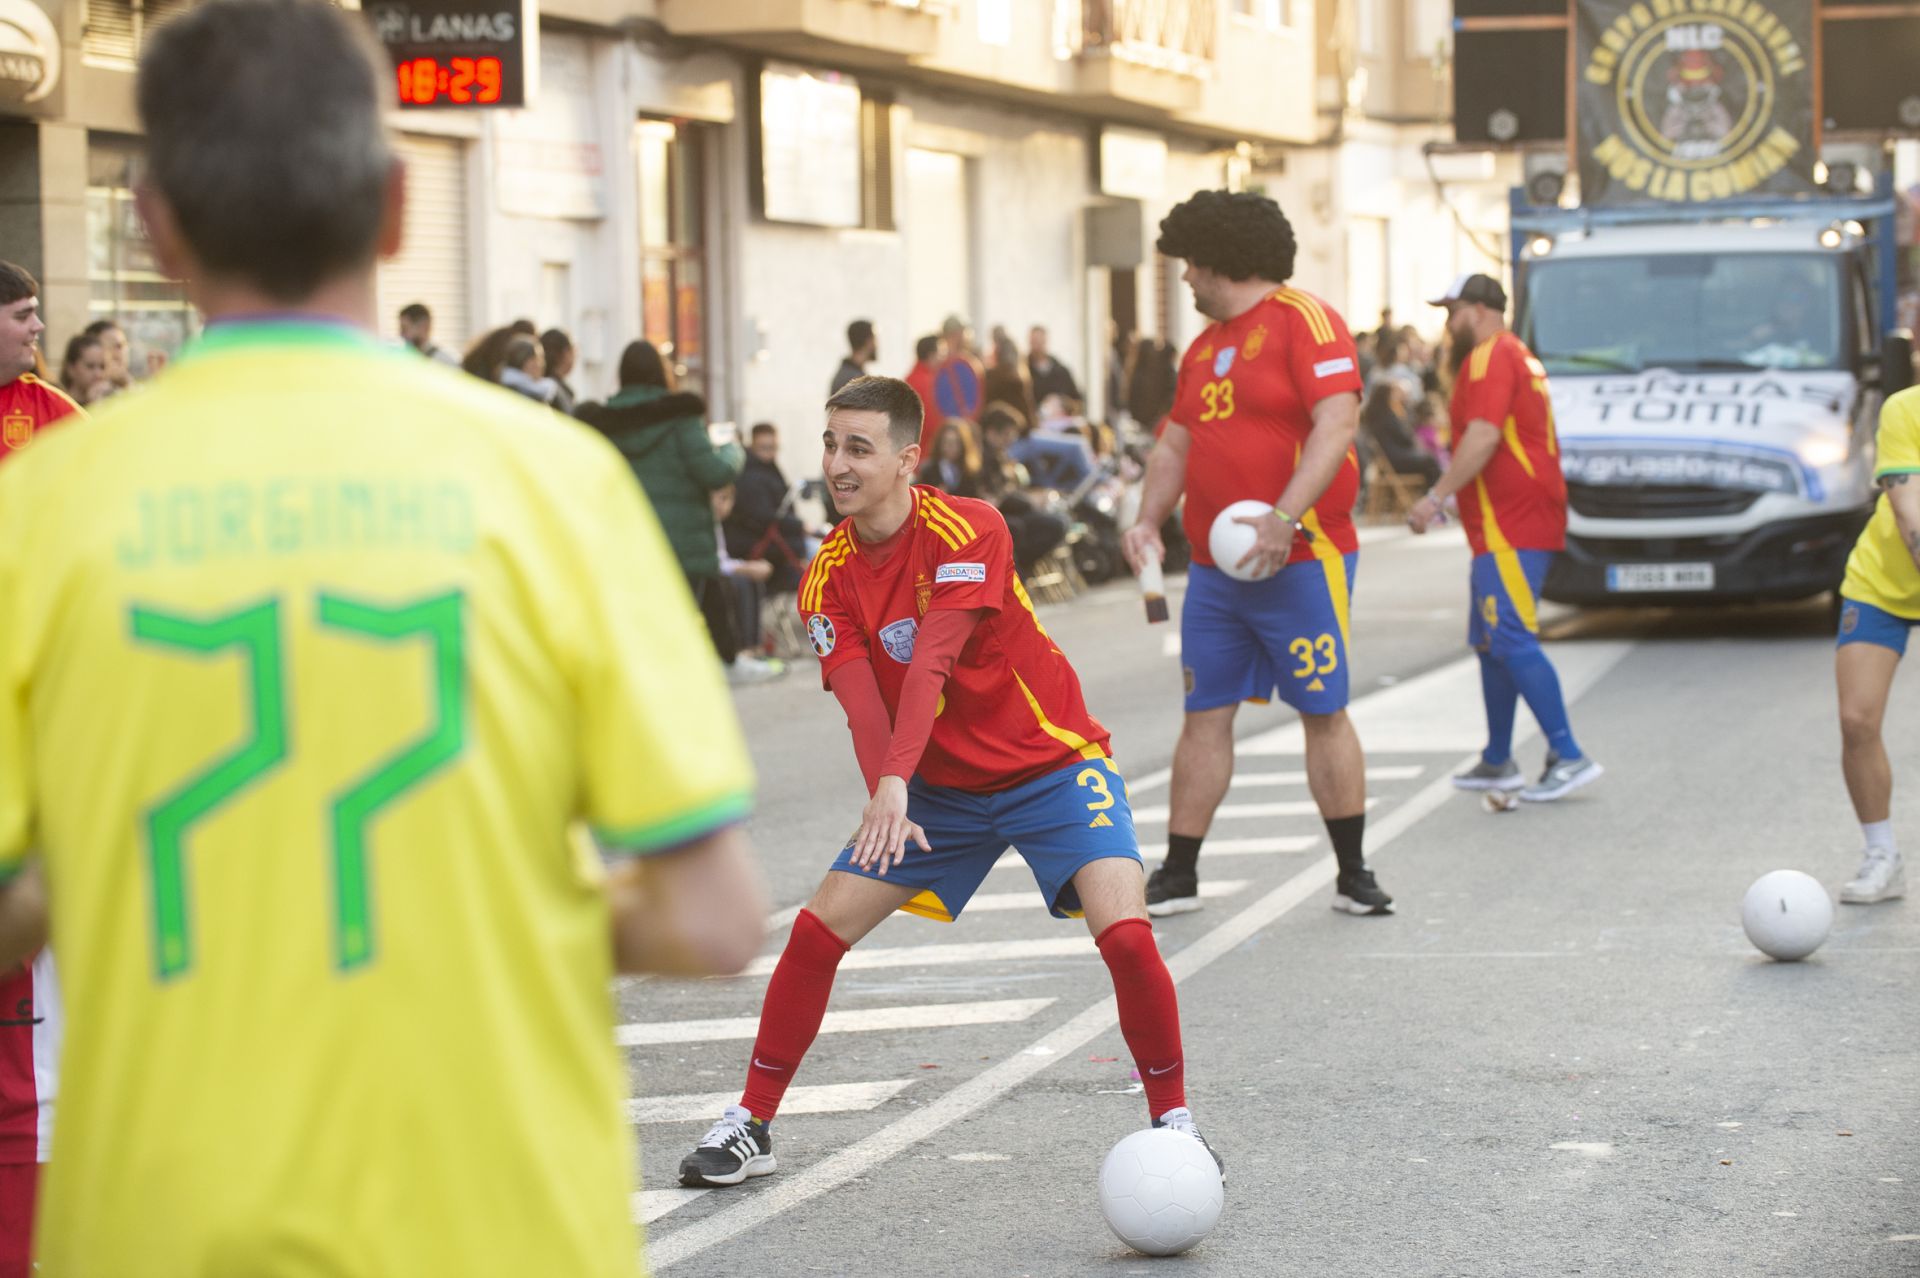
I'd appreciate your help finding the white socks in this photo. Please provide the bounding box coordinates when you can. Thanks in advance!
[1862,820,1896,855]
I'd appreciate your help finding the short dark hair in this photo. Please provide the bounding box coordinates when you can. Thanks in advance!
[82,318,124,340]
[750,421,777,440]
[825,375,922,451]
[618,340,669,389]
[509,318,537,336]
[980,401,1028,435]
[503,337,539,371]
[137,0,394,303]
[915,334,940,363]
[0,262,38,306]
[399,302,431,325]
[847,319,875,353]
[539,327,571,367]
[1155,190,1297,284]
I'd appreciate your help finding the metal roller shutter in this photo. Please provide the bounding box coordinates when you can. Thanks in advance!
[377,133,472,351]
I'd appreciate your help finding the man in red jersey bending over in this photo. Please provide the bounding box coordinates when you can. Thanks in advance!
[679,375,1217,1187]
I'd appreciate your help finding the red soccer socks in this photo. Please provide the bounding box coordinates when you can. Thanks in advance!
[1096,917,1186,1116]
[739,909,849,1122]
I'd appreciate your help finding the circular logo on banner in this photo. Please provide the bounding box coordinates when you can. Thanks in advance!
[1582,1,1809,203]
[0,1,61,106]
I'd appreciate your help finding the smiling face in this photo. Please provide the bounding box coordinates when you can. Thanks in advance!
[0,296,44,384]
[822,407,915,520]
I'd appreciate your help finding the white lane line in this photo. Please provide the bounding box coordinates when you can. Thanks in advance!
[1230,765,1424,787]
[629,1079,916,1125]
[1355,951,1574,960]
[959,881,1247,911]
[1139,836,1317,858]
[618,998,1054,1047]
[1130,797,1377,823]
[647,638,1636,1271]
[744,938,1096,978]
[636,1188,709,1225]
[1235,641,1633,755]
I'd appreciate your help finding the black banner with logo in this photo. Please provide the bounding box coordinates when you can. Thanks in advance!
[1576,0,1817,205]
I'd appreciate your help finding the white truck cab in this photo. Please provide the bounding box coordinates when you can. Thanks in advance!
[1512,214,1913,605]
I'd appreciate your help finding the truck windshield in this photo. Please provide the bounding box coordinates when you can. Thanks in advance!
[1521,252,1843,376]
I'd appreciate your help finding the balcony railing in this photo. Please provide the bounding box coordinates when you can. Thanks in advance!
[1066,0,1217,78]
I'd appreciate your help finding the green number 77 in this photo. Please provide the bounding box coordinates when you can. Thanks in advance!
[131,591,465,981]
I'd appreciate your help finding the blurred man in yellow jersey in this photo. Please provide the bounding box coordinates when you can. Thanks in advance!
[0,2,767,1274]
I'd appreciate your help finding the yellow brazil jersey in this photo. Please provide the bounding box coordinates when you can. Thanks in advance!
[1843,387,1920,619]
[0,321,754,1276]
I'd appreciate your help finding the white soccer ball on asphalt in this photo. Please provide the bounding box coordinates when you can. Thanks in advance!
[1097,1127,1224,1256]
[1209,500,1279,582]
[1741,870,1834,962]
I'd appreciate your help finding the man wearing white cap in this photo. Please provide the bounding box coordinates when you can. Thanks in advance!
[1408,274,1602,802]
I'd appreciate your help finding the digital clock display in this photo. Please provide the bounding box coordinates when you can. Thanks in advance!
[362,1,532,109]
[395,56,503,106]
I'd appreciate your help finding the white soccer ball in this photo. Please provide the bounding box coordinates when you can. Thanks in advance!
[1208,500,1279,582]
[1741,870,1834,962]
[1097,1128,1224,1257]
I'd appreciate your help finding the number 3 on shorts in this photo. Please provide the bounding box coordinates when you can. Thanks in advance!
[1076,767,1115,813]
[1288,633,1339,679]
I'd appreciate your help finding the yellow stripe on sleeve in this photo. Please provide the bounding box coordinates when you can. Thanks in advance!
[1469,337,1495,382]
[1272,290,1335,345]
[919,509,963,551]
[923,494,977,542]
[801,536,853,611]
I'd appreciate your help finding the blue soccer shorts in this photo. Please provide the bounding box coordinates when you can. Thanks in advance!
[1836,596,1918,656]
[829,757,1141,921]
[1468,549,1554,662]
[1180,554,1357,716]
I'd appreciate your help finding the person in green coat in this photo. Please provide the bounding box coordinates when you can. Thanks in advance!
[577,341,744,654]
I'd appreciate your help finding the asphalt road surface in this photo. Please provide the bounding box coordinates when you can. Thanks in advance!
[617,525,1918,1277]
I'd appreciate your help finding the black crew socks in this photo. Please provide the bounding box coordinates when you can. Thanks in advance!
[1325,814,1366,877]
[1164,833,1204,875]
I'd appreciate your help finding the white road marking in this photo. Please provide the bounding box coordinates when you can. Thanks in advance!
[1139,835,1318,857]
[635,1188,709,1225]
[1230,765,1424,787]
[1356,951,1573,960]
[617,998,1054,1047]
[647,639,1636,1270]
[629,1079,915,1125]
[1130,797,1377,823]
[1235,641,1634,755]
[743,937,1096,978]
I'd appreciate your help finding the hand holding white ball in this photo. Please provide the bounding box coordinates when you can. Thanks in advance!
[1208,500,1287,582]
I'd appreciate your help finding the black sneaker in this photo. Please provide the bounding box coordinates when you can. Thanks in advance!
[1145,864,1201,917]
[1153,1106,1225,1181]
[1333,867,1393,916]
[678,1104,775,1187]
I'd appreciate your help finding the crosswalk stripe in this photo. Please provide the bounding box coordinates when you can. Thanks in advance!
[1130,797,1377,823]
[635,1188,709,1225]
[629,1079,915,1125]
[959,881,1246,908]
[1230,765,1424,787]
[743,938,1095,978]
[617,998,1055,1046]
[1139,835,1316,856]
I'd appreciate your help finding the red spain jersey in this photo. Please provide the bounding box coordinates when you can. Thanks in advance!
[1172,288,1364,568]
[0,373,81,460]
[799,487,1111,792]
[1448,332,1566,555]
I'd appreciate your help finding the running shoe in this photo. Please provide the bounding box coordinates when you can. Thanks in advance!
[1839,848,1906,904]
[678,1104,776,1187]
[1146,865,1201,917]
[1520,752,1603,803]
[1453,757,1525,792]
[1153,1106,1225,1180]
[1333,867,1394,916]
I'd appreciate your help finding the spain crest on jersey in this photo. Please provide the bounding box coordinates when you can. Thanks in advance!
[2,414,32,450]
[879,617,918,664]
[1242,325,1266,362]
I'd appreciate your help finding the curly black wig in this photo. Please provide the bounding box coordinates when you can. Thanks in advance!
[1155,190,1297,284]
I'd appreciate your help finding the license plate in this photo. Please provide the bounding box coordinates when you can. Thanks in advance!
[1605,563,1715,592]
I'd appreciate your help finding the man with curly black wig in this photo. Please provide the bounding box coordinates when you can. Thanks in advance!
[1121,190,1393,918]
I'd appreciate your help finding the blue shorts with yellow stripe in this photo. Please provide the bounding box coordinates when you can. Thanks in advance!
[830,758,1141,921]
[1469,549,1552,661]
[1181,555,1357,715]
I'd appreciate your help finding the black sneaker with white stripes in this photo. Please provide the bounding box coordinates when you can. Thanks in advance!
[678,1104,775,1187]
[1333,867,1394,916]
